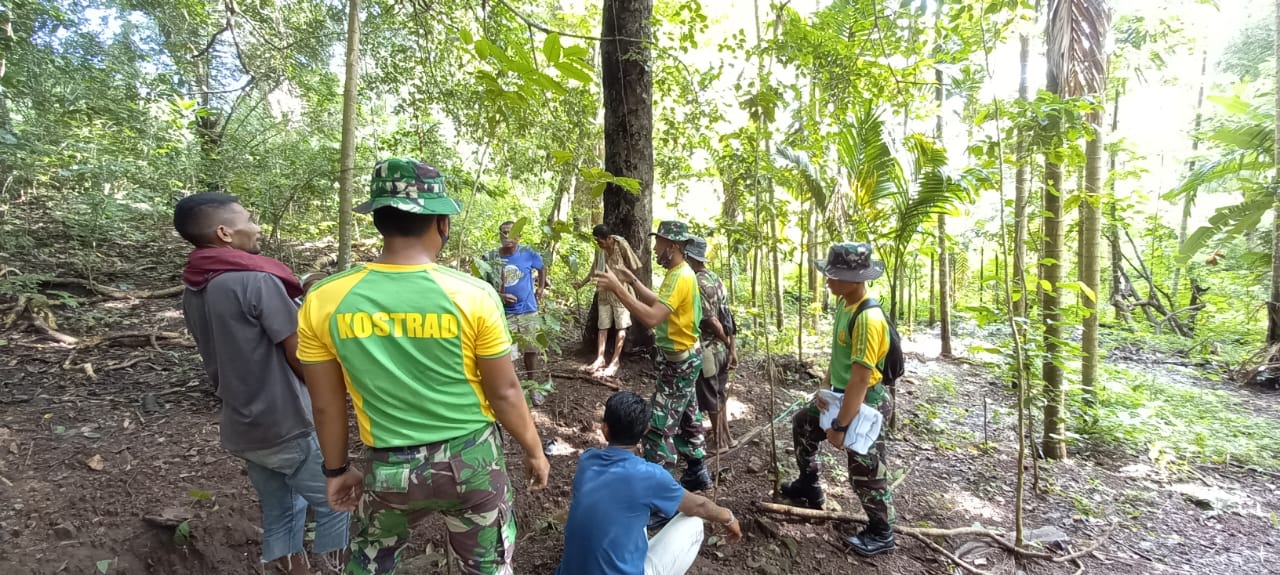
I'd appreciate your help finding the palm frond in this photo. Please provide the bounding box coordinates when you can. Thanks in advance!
[1047,0,1111,96]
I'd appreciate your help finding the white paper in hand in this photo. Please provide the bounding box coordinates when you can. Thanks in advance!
[816,389,883,455]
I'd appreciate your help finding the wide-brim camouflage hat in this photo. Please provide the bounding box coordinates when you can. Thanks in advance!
[354,158,462,216]
[816,242,885,283]
[651,220,693,242]
[684,236,709,262]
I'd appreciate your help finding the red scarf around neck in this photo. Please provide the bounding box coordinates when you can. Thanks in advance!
[183,247,304,299]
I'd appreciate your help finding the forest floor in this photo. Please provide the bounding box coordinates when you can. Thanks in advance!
[1,235,1278,575]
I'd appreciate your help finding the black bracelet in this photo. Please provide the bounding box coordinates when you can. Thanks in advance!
[321,461,349,478]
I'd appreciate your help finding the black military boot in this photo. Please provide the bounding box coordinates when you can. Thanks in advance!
[779,474,825,510]
[846,519,896,556]
[680,459,712,492]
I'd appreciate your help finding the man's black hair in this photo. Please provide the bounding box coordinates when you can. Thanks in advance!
[499,220,515,230]
[372,207,442,238]
[592,224,610,239]
[603,391,649,446]
[173,192,240,246]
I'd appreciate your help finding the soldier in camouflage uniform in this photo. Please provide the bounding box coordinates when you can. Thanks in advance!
[780,243,897,557]
[684,236,739,453]
[296,158,550,575]
[594,221,711,494]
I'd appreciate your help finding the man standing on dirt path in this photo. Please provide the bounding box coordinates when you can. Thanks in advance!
[297,158,550,575]
[174,192,350,575]
[780,242,897,557]
[594,221,710,496]
[558,391,742,575]
[684,236,738,454]
[484,221,546,395]
[573,224,642,378]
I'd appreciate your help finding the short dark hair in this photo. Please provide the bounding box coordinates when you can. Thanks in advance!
[603,391,649,446]
[592,224,610,239]
[372,207,441,238]
[174,192,240,246]
[499,220,515,230]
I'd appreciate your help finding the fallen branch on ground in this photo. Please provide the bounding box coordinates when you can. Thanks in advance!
[755,501,1118,563]
[549,370,620,391]
[42,278,183,300]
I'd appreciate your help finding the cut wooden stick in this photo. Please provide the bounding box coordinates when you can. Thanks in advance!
[549,370,621,391]
[709,393,811,462]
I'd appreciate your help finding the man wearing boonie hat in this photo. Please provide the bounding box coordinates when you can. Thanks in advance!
[296,158,550,575]
[779,242,897,557]
[594,221,711,496]
[683,236,738,454]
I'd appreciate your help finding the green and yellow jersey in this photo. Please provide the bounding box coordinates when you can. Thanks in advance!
[296,262,511,448]
[655,261,702,353]
[831,294,889,404]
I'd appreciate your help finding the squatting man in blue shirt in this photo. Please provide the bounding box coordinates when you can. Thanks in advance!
[557,391,743,575]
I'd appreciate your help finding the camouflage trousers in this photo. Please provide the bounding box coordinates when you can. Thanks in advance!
[793,397,896,529]
[642,350,706,469]
[346,424,515,575]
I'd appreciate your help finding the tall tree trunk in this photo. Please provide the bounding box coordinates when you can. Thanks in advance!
[1081,103,1104,407]
[1174,51,1209,309]
[1012,21,1031,320]
[1107,91,1130,323]
[602,0,655,347]
[0,10,11,134]
[335,0,361,270]
[929,252,936,326]
[1271,0,1280,346]
[936,66,953,358]
[1041,152,1067,459]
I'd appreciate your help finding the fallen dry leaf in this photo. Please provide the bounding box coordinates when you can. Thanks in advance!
[86,454,106,471]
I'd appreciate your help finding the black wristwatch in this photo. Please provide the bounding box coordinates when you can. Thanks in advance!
[831,420,851,433]
[322,461,350,478]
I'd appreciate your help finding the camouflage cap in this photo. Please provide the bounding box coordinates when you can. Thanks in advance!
[816,242,885,283]
[354,158,462,216]
[684,236,709,262]
[651,220,694,242]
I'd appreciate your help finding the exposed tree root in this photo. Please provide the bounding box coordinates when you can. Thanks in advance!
[80,331,193,349]
[42,277,184,300]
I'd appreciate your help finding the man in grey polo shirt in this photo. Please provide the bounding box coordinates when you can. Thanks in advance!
[176,192,349,574]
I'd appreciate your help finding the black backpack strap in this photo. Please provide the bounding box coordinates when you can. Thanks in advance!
[848,298,882,338]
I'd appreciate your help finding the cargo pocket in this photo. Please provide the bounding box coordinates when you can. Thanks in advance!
[369,460,413,494]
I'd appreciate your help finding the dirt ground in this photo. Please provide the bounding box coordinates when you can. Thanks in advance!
[1,243,1278,575]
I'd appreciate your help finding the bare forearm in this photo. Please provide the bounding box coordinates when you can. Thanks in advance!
[679,492,733,524]
[614,288,666,328]
[487,381,543,455]
[313,401,350,467]
[836,372,871,425]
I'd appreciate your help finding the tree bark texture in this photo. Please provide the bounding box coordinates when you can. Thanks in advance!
[602,0,655,348]
[1268,0,1280,346]
[935,65,952,357]
[336,0,361,270]
[1081,106,1103,406]
[1013,23,1030,320]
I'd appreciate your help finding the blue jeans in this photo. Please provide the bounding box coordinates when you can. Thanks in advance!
[233,433,350,562]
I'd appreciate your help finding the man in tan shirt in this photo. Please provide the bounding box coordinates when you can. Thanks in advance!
[574,224,641,378]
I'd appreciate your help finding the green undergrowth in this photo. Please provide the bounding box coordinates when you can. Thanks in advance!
[1075,364,1280,471]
